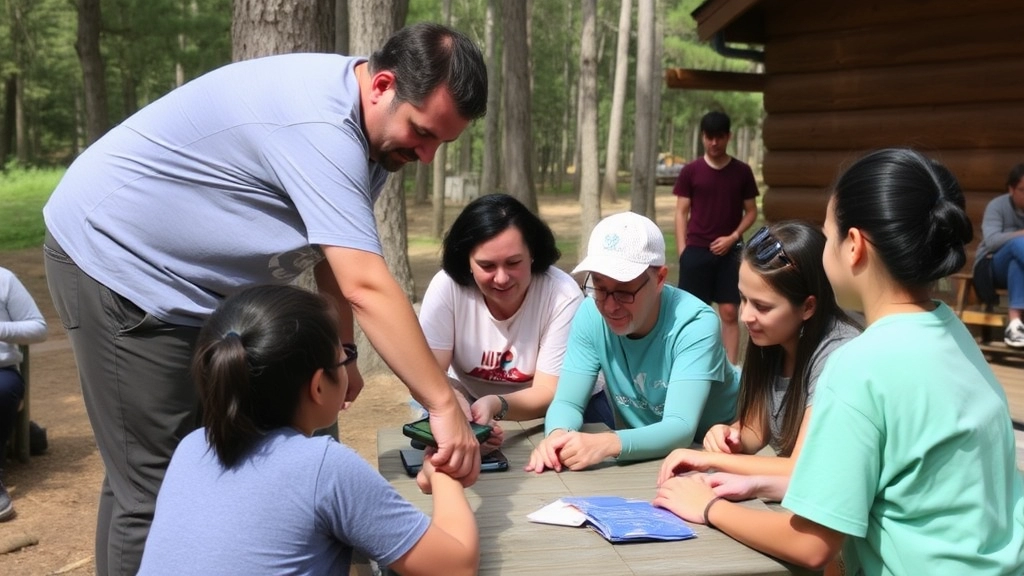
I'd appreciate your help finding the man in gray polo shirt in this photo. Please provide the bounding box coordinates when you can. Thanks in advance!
[43,23,486,576]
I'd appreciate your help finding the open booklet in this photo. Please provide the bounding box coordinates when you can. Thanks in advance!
[528,496,696,543]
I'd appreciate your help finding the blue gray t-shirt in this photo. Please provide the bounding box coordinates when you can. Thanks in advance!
[44,53,389,326]
[140,428,430,575]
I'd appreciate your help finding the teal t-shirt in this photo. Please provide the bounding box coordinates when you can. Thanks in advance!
[783,302,1024,575]
[545,285,739,461]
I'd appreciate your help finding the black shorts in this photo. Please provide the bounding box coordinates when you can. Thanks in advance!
[677,244,741,305]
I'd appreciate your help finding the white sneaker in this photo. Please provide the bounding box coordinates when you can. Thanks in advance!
[1004,319,1024,348]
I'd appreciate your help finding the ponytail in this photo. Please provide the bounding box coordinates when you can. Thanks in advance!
[192,285,340,468]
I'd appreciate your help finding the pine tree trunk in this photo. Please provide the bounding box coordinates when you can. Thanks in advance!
[578,0,601,261]
[76,0,109,145]
[414,162,430,205]
[232,0,334,59]
[645,16,663,220]
[480,0,501,195]
[502,0,537,213]
[602,0,632,205]
[630,0,655,215]
[431,0,452,237]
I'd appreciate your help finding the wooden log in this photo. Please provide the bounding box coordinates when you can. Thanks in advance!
[764,0,1014,38]
[763,103,1024,151]
[763,57,1024,114]
[664,69,765,92]
[763,149,1023,191]
[692,0,762,42]
[765,11,1024,74]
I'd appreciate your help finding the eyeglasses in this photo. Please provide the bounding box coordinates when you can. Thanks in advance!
[747,226,796,269]
[582,272,650,304]
[335,343,358,368]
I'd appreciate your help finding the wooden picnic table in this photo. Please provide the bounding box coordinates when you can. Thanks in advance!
[375,420,809,576]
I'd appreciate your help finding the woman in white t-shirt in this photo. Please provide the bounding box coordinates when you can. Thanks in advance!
[419,194,613,447]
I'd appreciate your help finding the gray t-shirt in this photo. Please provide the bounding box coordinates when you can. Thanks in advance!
[44,54,388,326]
[767,318,860,453]
[140,428,430,575]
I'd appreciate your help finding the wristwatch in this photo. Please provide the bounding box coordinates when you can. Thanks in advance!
[494,395,509,420]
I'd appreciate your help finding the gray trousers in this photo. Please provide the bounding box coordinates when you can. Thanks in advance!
[44,232,200,576]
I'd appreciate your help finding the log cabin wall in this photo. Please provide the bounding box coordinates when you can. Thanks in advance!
[755,0,1024,258]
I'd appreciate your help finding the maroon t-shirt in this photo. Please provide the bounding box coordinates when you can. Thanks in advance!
[672,157,759,249]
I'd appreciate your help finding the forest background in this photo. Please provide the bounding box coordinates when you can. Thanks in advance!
[0,0,763,253]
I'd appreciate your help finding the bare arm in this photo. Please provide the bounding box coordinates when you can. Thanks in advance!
[477,370,558,422]
[389,457,479,576]
[736,197,758,240]
[315,260,364,407]
[654,474,844,570]
[661,411,812,491]
[320,246,479,483]
[674,196,691,257]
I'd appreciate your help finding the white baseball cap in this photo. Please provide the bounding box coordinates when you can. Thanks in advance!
[572,211,666,282]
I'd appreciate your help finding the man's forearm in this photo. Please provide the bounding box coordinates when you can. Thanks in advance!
[322,248,458,412]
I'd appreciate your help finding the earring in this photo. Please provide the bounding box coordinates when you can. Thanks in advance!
[799,324,805,339]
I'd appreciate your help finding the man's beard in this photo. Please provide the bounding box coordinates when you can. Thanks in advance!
[379,148,418,172]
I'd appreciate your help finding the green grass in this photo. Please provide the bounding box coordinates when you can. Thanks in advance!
[0,167,64,250]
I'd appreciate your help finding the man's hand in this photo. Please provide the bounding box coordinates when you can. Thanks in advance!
[428,403,481,487]
[657,448,713,485]
[709,233,737,256]
[555,431,620,470]
[703,424,742,453]
[652,474,718,524]
[526,431,618,473]
[342,364,364,410]
[525,429,568,473]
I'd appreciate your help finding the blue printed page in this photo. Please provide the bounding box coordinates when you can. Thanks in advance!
[561,496,696,543]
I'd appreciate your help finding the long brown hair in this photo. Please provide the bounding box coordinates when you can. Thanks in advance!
[737,221,858,455]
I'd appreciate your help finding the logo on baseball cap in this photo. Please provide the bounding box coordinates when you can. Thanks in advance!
[572,211,666,282]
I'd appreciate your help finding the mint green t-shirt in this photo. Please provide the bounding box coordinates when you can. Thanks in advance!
[545,285,739,461]
[783,303,1024,575]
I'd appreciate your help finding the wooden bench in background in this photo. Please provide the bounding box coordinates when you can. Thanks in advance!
[951,271,1018,357]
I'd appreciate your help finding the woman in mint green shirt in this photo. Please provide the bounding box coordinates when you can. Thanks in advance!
[654,148,1024,575]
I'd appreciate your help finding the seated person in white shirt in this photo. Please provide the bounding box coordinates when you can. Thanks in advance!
[419,194,613,450]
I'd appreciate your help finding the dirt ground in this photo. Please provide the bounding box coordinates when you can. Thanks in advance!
[0,191,677,575]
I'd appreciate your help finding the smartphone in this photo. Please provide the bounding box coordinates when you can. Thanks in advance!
[399,448,508,476]
[402,417,492,448]
[481,449,509,473]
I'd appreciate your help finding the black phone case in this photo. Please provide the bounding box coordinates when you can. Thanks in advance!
[481,450,509,472]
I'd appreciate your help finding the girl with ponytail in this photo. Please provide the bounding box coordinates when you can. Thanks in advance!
[140,285,478,576]
[654,148,1024,575]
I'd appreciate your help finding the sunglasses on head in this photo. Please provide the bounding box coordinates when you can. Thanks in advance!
[748,226,796,269]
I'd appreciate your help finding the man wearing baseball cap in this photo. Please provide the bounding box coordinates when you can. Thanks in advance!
[526,211,739,472]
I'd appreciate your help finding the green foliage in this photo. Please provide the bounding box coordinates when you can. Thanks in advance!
[0,165,64,250]
[0,0,231,167]
[660,0,764,157]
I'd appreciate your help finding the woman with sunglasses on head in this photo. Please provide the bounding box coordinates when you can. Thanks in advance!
[653,148,1024,575]
[419,194,614,452]
[140,285,478,576]
[657,221,860,495]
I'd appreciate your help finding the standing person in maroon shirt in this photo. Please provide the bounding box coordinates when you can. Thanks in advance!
[673,111,759,364]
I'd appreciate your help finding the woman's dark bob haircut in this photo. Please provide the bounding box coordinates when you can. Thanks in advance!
[441,193,561,286]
